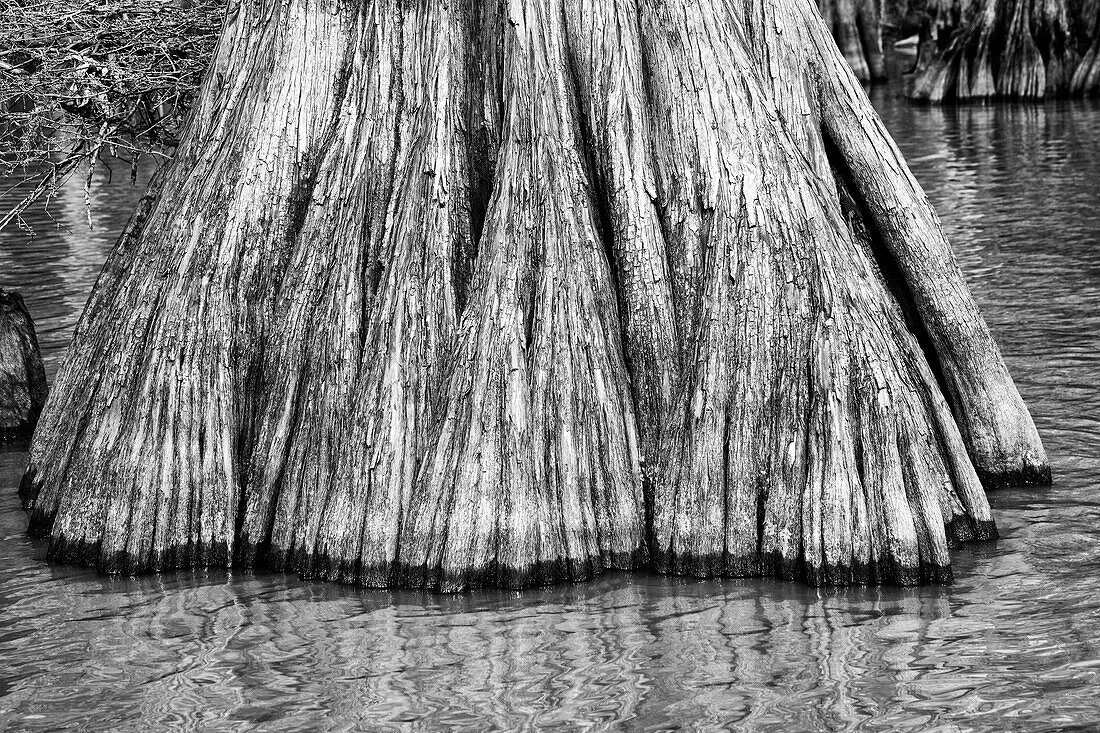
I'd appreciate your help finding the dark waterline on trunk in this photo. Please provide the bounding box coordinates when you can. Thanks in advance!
[1,84,1099,730]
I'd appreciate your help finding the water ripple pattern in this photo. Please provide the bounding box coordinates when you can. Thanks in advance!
[1,91,1099,732]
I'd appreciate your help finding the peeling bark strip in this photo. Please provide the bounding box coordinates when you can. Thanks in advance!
[0,290,47,443]
[21,0,1049,589]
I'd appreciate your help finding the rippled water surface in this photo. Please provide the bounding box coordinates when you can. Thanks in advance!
[2,86,1100,731]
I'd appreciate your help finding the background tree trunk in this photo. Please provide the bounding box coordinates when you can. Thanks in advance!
[0,290,47,443]
[1070,0,1100,92]
[21,0,1049,590]
[911,0,1083,100]
[819,0,889,81]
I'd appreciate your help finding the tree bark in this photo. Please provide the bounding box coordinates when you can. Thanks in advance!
[1070,0,1100,92]
[819,0,889,81]
[0,290,47,443]
[21,0,1049,589]
[911,0,1082,100]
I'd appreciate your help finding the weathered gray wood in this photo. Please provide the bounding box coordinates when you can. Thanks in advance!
[638,0,1003,586]
[20,0,1049,590]
[0,290,47,443]
[396,0,647,591]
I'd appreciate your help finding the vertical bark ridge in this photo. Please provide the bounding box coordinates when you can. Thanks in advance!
[396,0,646,592]
[741,0,832,174]
[303,0,472,586]
[639,0,800,578]
[639,0,996,584]
[23,0,358,572]
[742,0,1049,487]
[562,0,680,486]
[234,0,408,576]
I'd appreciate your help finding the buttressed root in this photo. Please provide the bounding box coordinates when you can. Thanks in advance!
[20,0,1049,590]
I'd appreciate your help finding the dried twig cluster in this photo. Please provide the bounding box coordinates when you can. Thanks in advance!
[0,0,223,228]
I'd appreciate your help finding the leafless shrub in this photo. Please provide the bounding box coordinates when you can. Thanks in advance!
[0,0,223,229]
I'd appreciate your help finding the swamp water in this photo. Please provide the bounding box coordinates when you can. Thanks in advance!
[1,89,1099,732]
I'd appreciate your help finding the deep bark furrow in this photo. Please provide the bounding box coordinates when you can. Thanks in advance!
[562,0,680,480]
[26,0,359,571]
[395,0,646,592]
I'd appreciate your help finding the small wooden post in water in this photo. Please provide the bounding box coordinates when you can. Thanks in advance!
[0,289,47,443]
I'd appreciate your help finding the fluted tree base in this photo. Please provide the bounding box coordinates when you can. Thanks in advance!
[20,0,1049,590]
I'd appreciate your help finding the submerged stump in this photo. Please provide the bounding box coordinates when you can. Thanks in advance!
[21,0,1049,591]
[0,290,47,443]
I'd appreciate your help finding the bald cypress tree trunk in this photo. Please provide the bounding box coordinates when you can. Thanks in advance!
[819,0,888,81]
[1070,0,1100,92]
[21,0,1049,590]
[911,0,1082,100]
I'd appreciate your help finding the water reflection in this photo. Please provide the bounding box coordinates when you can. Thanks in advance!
[1,88,1099,732]
[3,473,1097,733]
[0,164,152,379]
